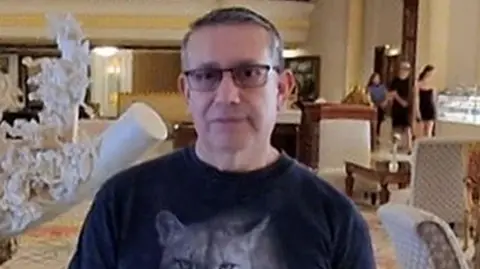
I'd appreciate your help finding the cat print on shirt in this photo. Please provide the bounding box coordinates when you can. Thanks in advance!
[155,210,286,269]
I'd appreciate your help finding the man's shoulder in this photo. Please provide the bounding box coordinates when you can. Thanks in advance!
[288,164,368,241]
[98,147,189,195]
[289,163,360,217]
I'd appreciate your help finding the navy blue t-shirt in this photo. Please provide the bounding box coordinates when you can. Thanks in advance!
[68,146,375,269]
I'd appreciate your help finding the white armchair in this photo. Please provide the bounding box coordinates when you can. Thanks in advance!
[318,118,371,172]
[389,138,480,226]
[297,103,377,195]
[379,204,472,269]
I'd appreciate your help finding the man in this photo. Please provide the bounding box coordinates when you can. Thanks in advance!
[68,7,375,269]
[389,61,413,152]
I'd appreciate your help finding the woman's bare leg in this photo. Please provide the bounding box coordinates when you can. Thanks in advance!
[423,120,434,137]
[415,121,424,139]
[405,127,412,152]
[394,126,413,152]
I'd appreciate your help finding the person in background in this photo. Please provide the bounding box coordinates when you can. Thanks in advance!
[415,64,436,138]
[367,72,391,143]
[389,61,413,153]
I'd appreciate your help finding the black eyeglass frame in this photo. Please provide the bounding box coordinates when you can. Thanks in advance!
[182,64,281,92]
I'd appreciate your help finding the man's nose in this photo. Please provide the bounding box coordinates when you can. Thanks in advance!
[214,72,241,104]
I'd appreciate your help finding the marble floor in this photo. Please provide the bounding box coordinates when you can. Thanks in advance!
[0,195,398,269]
[360,202,398,269]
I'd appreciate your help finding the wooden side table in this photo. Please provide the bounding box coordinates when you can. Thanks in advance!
[345,160,411,205]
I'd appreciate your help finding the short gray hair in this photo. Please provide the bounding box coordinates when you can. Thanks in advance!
[180,7,284,70]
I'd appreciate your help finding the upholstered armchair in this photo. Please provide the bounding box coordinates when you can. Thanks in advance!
[379,204,472,269]
[389,138,480,228]
[296,102,376,193]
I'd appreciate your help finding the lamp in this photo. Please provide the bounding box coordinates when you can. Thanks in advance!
[283,49,306,58]
[386,46,401,56]
[92,46,119,57]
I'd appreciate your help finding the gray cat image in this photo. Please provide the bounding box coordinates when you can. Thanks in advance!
[155,210,286,269]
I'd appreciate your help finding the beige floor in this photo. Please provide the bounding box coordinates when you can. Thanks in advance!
[0,201,89,269]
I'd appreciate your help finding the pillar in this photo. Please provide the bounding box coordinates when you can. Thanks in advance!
[417,0,480,89]
[362,0,403,82]
[345,0,365,90]
[303,0,364,102]
[401,0,419,79]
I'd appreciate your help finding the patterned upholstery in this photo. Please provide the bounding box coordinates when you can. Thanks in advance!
[390,138,480,224]
[378,204,471,269]
[411,138,467,223]
[418,221,463,269]
[466,143,480,269]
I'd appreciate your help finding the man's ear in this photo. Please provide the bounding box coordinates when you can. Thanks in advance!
[277,69,295,110]
[178,74,190,100]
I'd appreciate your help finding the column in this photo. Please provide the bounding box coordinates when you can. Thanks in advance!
[426,0,450,89]
[362,0,403,82]
[414,0,430,74]
[401,0,419,78]
[303,0,362,102]
[445,0,479,87]
[417,0,480,90]
[345,0,365,90]
[416,0,450,89]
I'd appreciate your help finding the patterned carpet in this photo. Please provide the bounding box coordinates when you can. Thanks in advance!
[360,203,398,269]
[0,201,88,269]
[0,199,398,268]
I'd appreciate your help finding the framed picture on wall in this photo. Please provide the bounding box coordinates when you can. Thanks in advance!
[0,54,20,89]
[0,55,9,74]
[285,55,321,103]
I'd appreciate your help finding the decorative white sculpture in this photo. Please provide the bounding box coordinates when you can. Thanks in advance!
[0,14,168,237]
[0,72,23,115]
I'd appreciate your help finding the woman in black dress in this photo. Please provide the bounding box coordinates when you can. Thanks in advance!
[415,65,436,137]
[389,61,413,152]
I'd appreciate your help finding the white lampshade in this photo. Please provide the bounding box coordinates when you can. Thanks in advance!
[92,46,119,57]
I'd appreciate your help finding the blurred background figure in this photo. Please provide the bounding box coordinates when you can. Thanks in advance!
[388,61,412,153]
[415,64,436,138]
[366,72,391,144]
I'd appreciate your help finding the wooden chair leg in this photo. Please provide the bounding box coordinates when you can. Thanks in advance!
[464,211,470,251]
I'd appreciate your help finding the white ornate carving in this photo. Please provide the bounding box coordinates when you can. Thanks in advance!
[0,72,23,115]
[0,14,168,236]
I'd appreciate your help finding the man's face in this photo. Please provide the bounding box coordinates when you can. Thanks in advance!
[178,24,293,151]
[398,66,411,79]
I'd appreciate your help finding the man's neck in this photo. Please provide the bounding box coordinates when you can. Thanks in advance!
[195,141,280,172]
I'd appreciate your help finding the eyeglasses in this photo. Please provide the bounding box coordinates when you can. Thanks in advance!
[183,64,279,92]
